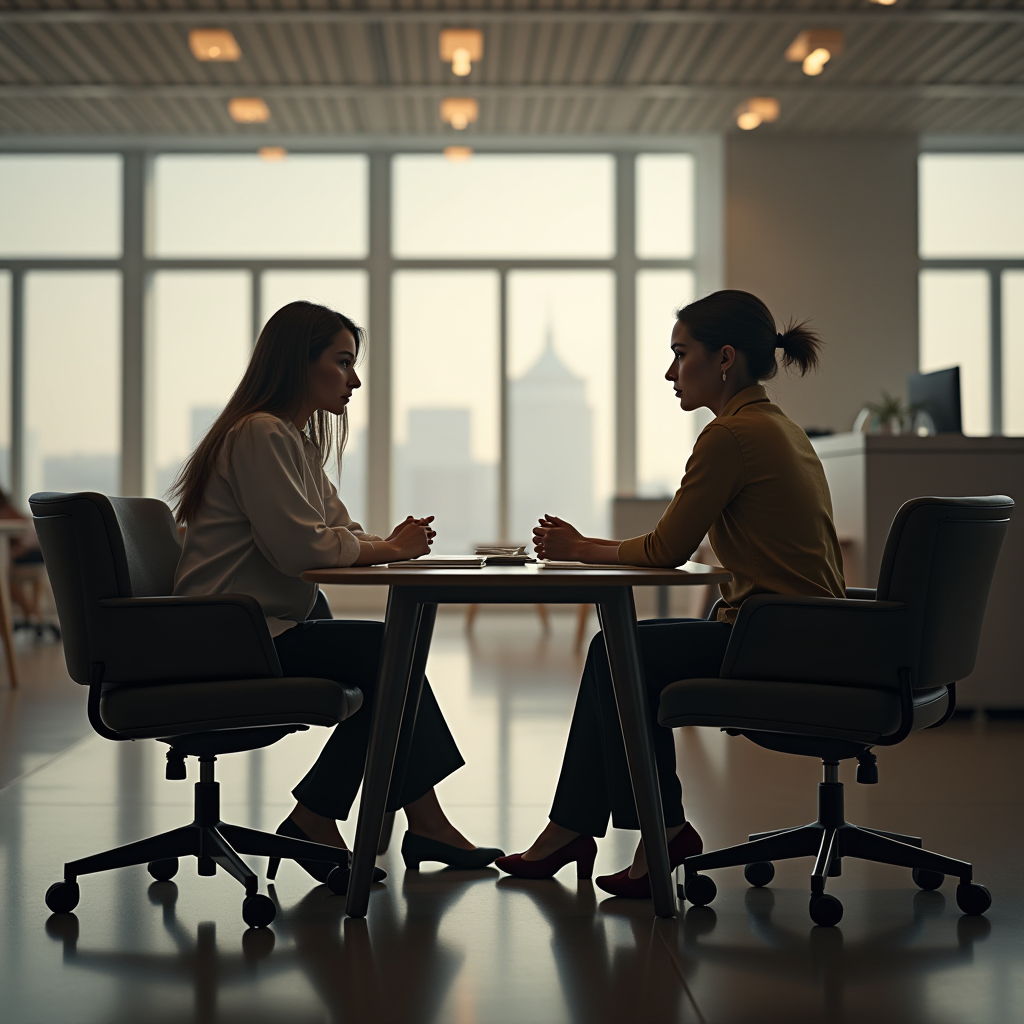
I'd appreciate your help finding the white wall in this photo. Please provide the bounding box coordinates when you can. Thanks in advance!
[725,134,920,433]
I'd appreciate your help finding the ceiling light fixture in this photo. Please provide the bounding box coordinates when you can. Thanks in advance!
[189,29,241,62]
[440,97,479,130]
[439,29,484,77]
[258,146,288,161]
[735,97,780,131]
[869,0,898,5]
[228,97,271,124]
[785,29,844,77]
[444,146,474,163]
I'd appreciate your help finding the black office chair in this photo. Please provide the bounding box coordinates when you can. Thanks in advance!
[659,495,1012,927]
[31,491,363,928]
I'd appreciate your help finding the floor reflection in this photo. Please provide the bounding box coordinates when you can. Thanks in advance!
[676,887,993,1023]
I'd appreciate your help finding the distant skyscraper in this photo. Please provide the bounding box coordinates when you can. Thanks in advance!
[509,327,595,543]
[395,407,496,552]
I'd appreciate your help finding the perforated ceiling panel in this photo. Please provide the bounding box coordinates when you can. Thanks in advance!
[0,1,1022,137]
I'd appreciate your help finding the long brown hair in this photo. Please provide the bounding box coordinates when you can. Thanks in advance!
[677,290,821,379]
[171,300,364,525]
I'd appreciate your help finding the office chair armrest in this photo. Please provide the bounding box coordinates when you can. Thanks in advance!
[721,594,908,688]
[95,595,283,683]
[845,587,877,600]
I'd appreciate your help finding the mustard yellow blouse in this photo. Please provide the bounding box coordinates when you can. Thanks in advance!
[618,385,846,622]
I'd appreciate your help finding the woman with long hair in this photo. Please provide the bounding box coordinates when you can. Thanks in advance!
[173,300,502,880]
[495,290,846,895]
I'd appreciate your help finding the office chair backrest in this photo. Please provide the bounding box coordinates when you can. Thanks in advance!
[875,495,1012,689]
[29,492,182,684]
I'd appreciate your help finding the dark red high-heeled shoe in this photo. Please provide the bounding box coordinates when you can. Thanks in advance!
[595,822,703,899]
[495,834,598,880]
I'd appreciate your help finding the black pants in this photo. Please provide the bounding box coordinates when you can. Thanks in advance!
[549,617,732,837]
[274,598,465,820]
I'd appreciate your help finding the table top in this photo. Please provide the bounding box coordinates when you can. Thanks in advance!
[303,560,731,588]
[0,519,28,533]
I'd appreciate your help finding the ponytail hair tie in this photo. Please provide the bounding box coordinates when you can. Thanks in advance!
[776,332,786,348]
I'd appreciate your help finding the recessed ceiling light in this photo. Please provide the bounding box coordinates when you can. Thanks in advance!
[444,146,474,162]
[440,97,479,130]
[189,29,241,62]
[439,29,484,76]
[735,97,780,131]
[228,97,271,124]
[785,30,845,77]
[258,146,288,161]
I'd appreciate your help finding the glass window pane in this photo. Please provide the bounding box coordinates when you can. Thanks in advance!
[1003,271,1024,436]
[25,272,121,497]
[0,155,121,257]
[636,154,695,259]
[153,155,368,258]
[637,270,697,497]
[508,271,615,544]
[919,270,990,436]
[393,271,499,551]
[393,155,614,258]
[0,272,10,492]
[920,154,1024,258]
[152,272,251,499]
[261,271,370,526]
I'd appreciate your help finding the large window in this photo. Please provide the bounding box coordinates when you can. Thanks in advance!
[919,153,1024,436]
[393,155,614,259]
[0,155,121,258]
[393,271,500,551]
[153,155,367,258]
[151,271,251,499]
[25,272,121,495]
[0,148,709,537]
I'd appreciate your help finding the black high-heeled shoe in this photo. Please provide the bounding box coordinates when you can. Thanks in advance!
[267,818,387,884]
[401,831,504,871]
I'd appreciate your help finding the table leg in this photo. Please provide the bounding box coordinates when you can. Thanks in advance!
[347,587,422,918]
[389,603,438,812]
[598,587,675,918]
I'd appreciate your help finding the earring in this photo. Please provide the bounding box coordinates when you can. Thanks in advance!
[722,371,727,381]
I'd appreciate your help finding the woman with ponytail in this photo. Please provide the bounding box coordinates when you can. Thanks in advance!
[495,290,845,895]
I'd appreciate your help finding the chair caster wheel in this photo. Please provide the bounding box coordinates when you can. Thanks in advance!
[955,882,991,916]
[684,874,717,907]
[912,867,944,891]
[744,861,775,888]
[45,880,80,915]
[809,893,843,927]
[148,858,179,882]
[325,865,350,896]
[241,894,276,928]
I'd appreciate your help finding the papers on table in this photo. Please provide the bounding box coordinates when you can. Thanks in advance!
[475,544,535,565]
[387,555,486,569]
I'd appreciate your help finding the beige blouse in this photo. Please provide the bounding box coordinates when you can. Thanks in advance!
[173,412,376,636]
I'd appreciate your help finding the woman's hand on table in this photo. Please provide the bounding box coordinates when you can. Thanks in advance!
[354,516,435,564]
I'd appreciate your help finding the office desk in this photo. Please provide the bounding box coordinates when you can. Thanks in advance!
[813,432,1024,708]
[303,561,731,919]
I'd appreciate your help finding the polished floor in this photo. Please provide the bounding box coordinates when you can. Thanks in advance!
[1,610,1022,1024]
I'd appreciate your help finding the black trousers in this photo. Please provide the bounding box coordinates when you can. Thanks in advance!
[549,617,732,837]
[274,597,465,820]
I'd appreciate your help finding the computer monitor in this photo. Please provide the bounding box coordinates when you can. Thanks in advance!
[907,367,962,435]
